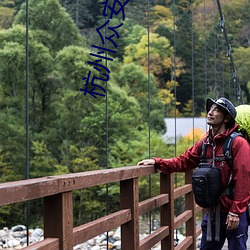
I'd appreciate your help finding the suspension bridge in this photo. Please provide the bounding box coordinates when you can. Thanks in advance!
[0,165,203,249]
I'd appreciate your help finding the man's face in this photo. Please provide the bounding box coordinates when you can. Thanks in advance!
[207,104,226,127]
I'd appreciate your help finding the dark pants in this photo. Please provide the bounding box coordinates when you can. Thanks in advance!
[200,211,249,250]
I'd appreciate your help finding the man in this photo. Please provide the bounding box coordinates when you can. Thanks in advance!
[138,97,250,250]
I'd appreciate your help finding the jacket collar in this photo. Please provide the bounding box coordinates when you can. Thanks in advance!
[206,124,239,143]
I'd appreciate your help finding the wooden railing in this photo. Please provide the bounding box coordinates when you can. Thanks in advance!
[0,165,203,250]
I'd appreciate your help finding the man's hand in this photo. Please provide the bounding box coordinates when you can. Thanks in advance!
[137,159,155,166]
[226,213,240,230]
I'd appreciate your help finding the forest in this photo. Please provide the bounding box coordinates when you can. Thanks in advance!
[0,0,249,228]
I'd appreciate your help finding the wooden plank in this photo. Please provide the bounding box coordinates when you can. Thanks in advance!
[139,226,169,250]
[22,238,59,250]
[196,226,202,237]
[139,194,169,215]
[0,177,59,206]
[120,178,140,250]
[174,210,192,229]
[44,192,73,250]
[174,184,192,199]
[73,209,131,245]
[58,165,156,192]
[185,171,196,250]
[0,165,156,206]
[161,173,174,250]
[195,204,203,213]
[175,236,193,250]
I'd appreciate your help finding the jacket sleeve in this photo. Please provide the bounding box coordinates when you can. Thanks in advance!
[153,140,203,174]
[229,136,250,215]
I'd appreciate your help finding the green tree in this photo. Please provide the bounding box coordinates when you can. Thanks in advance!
[61,0,102,29]
[234,46,250,102]
[0,39,27,180]
[113,62,166,132]
[14,0,84,52]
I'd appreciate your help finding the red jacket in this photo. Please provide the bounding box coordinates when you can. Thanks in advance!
[154,124,250,216]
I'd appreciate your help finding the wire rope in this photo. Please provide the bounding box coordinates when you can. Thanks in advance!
[218,33,225,96]
[172,0,179,245]
[147,0,152,234]
[105,10,109,249]
[203,0,207,98]
[25,0,30,245]
[213,0,217,94]
[76,0,79,27]
[228,64,231,100]
[173,0,177,159]
[215,0,242,104]
[191,0,195,145]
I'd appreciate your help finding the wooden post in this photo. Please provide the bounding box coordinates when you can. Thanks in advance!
[120,178,139,250]
[44,192,73,250]
[185,171,196,250]
[160,173,174,250]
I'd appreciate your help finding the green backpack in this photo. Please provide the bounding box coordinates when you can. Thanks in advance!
[235,105,250,142]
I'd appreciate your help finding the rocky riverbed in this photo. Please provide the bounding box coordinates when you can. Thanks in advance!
[0,225,187,249]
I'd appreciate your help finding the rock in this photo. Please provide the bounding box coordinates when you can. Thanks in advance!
[91,245,101,250]
[100,240,108,246]
[7,239,20,247]
[0,224,187,249]
[108,236,116,243]
[12,231,25,238]
[15,245,23,249]
[107,231,114,237]
[11,226,26,232]
[95,234,106,243]
[73,243,87,249]
[113,227,120,240]
[0,230,7,238]
[113,240,121,249]
[20,237,27,245]
[30,228,43,238]
[87,238,94,245]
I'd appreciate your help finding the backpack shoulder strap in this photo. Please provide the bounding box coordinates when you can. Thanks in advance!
[223,132,242,169]
[200,141,208,162]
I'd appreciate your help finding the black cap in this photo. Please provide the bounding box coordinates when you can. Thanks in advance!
[206,97,237,119]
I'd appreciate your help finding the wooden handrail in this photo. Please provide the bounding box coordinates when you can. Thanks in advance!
[0,165,203,250]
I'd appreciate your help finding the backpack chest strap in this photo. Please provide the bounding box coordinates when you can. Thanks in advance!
[202,157,226,163]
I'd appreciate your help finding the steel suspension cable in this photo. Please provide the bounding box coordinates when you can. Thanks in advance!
[173,0,177,159]
[147,0,152,234]
[25,0,30,245]
[203,0,207,98]
[218,35,225,96]
[105,11,109,249]
[216,0,242,104]
[213,0,217,93]
[172,0,179,245]
[191,0,195,144]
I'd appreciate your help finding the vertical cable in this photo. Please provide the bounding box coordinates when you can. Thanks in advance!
[216,0,241,103]
[191,0,195,145]
[220,38,225,96]
[233,72,236,103]
[173,0,177,157]
[105,11,109,249]
[213,0,217,94]
[76,0,79,27]
[25,0,30,245]
[172,0,179,244]
[228,64,231,100]
[147,0,152,234]
[203,0,207,98]
[222,63,225,96]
